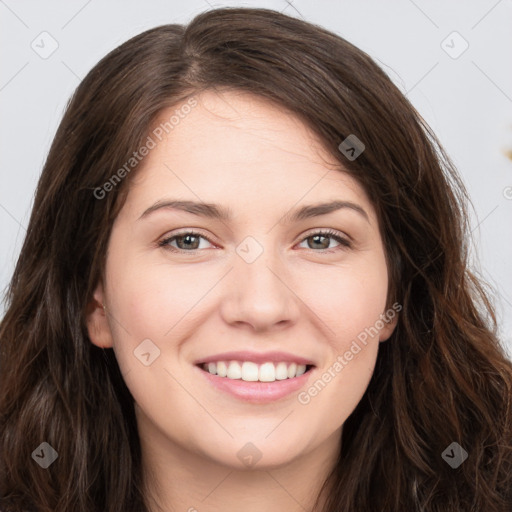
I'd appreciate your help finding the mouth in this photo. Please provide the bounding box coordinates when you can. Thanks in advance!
[194,360,316,403]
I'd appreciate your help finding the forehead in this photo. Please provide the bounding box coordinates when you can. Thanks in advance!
[125,90,373,219]
[144,90,339,170]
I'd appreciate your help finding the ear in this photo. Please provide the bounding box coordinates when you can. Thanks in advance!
[85,280,113,349]
[379,310,399,343]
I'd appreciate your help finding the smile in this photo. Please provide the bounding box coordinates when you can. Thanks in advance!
[195,361,316,403]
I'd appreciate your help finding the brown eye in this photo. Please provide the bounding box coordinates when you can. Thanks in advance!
[158,231,214,252]
[174,234,201,250]
[307,234,331,250]
[298,230,351,252]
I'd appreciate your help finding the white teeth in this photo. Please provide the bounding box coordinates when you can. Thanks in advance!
[258,362,275,382]
[216,361,227,377]
[287,362,297,378]
[241,361,259,381]
[226,361,242,379]
[200,360,311,382]
[275,362,289,380]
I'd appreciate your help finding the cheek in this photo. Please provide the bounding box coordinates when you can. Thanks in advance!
[298,344,378,438]
[104,249,219,368]
[105,237,206,327]
[299,255,389,341]
[295,257,387,410]
[296,266,387,423]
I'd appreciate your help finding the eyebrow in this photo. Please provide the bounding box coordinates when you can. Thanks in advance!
[138,199,369,223]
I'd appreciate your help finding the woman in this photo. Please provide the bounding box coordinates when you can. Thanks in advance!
[1,7,511,512]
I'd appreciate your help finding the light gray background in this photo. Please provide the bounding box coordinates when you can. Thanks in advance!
[1,0,511,354]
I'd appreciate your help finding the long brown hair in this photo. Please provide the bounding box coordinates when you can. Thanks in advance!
[1,7,511,512]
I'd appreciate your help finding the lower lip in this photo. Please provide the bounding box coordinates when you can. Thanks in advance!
[194,365,316,404]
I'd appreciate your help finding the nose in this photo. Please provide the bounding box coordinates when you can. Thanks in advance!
[219,247,301,332]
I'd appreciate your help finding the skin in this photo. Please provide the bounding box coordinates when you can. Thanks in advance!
[86,90,397,512]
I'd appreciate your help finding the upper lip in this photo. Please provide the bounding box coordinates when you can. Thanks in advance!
[194,350,316,366]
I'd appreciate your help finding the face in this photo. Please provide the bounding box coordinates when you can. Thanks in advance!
[87,89,397,470]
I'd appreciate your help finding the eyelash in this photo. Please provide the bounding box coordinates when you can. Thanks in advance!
[157,229,352,255]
